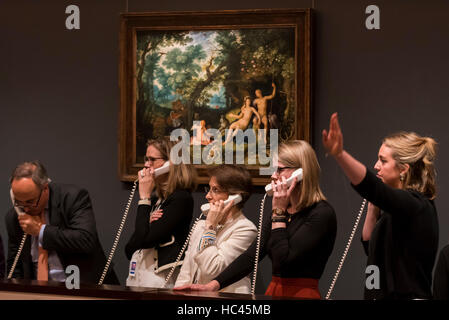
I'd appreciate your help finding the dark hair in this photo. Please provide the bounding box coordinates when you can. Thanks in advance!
[208,165,252,209]
[10,161,50,189]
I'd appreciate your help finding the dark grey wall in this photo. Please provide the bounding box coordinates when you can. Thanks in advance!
[1,0,448,299]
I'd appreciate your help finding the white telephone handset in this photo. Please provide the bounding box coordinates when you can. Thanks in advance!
[138,161,170,179]
[154,161,170,177]
[200,194,243,215]
[10,189,25,216]
[265,168,303,196]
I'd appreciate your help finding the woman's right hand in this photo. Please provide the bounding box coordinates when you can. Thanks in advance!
[322,112,344,157]
[206,200,234,229]
[138,167,155,199]
[173,280,220,291]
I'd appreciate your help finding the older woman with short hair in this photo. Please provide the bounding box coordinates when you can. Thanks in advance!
[174,165,257,293]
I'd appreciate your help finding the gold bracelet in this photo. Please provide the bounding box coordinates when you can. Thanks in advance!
[271,216,287,223]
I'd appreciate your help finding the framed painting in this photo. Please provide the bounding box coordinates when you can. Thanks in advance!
[119,9,311,185]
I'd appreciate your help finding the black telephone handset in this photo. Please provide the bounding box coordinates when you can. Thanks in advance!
[98,161,170,285]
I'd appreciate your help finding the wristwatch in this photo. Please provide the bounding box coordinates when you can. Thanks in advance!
[272,208,287,217]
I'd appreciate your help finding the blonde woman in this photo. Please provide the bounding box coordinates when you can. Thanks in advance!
[322,113,439,299]
[125,138,197,288]
[174,165,257,293]
[177,141,337,299]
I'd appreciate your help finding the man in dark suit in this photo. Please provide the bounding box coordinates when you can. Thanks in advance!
[5,161,118,285]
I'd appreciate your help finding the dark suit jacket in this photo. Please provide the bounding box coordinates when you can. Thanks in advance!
[5,182,119,285]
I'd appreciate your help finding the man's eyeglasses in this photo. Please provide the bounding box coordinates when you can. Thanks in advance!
[204,186,226,195]
[144,156,165,163]
[14,188,44,210]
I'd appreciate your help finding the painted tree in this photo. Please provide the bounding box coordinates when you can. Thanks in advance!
[136,31,191,124]
[238,28,295,141]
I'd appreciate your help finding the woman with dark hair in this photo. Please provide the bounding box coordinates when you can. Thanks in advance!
[125,137,197,288]
[174,165,257,293]
[322,113,439,299]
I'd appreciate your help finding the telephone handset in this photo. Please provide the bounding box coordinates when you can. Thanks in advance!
[200,194,243,215]
[265,168,303,196]
[98,161,170,285]
[154,161,170,176]
[138,161,170,179]
[7,189,29,279]
[10,189,25,215]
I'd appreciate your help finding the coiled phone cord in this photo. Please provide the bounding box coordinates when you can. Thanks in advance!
[7,233,28,279]
[325,198,367,300]
[163,213,204,287]
[98,179,138,285]
[251,193,268,295]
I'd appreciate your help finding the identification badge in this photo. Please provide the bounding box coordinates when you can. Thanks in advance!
[129,260,137,277]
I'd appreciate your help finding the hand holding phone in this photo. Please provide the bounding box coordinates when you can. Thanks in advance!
[17,214,42,236]
[265,168,303,196]
[201,194,242,215]
[204,196,240,229]
[138,161,170,199]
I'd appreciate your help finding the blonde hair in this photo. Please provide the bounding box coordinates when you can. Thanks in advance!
[278,140,326,211]
[383,132,437,199]
[146,138,197,199]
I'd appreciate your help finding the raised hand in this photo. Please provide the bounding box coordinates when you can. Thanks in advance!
[322,112,344,157]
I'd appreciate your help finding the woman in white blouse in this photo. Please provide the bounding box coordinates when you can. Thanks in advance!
[174,165,257,293]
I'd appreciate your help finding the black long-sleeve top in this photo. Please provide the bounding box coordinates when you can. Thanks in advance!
[125,189,193,268]
[354,170,439,300]
[0,233,4,279]
[214,200,337,289]
[433,244,449,300]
